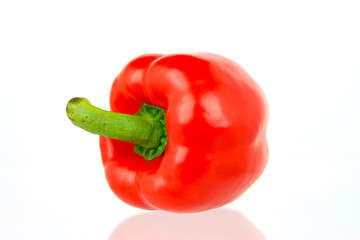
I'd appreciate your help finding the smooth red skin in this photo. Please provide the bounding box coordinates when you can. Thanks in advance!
[100,53,269,213]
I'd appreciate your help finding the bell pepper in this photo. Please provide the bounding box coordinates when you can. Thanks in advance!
[66,53,269,213]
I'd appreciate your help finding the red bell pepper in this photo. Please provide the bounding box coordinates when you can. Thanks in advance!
[66,53,269,212]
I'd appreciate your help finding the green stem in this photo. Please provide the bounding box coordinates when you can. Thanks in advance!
[66,98,164,149]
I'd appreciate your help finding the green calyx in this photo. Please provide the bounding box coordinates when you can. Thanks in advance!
[134,103,168,161]
[66,97,167,161]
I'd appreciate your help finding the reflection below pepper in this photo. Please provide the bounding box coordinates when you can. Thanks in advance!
[108,208,265,240]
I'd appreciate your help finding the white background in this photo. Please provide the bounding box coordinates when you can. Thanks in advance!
[1,0,359,239]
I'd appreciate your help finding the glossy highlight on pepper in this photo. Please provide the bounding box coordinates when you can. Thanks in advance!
[66,53,269,213]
